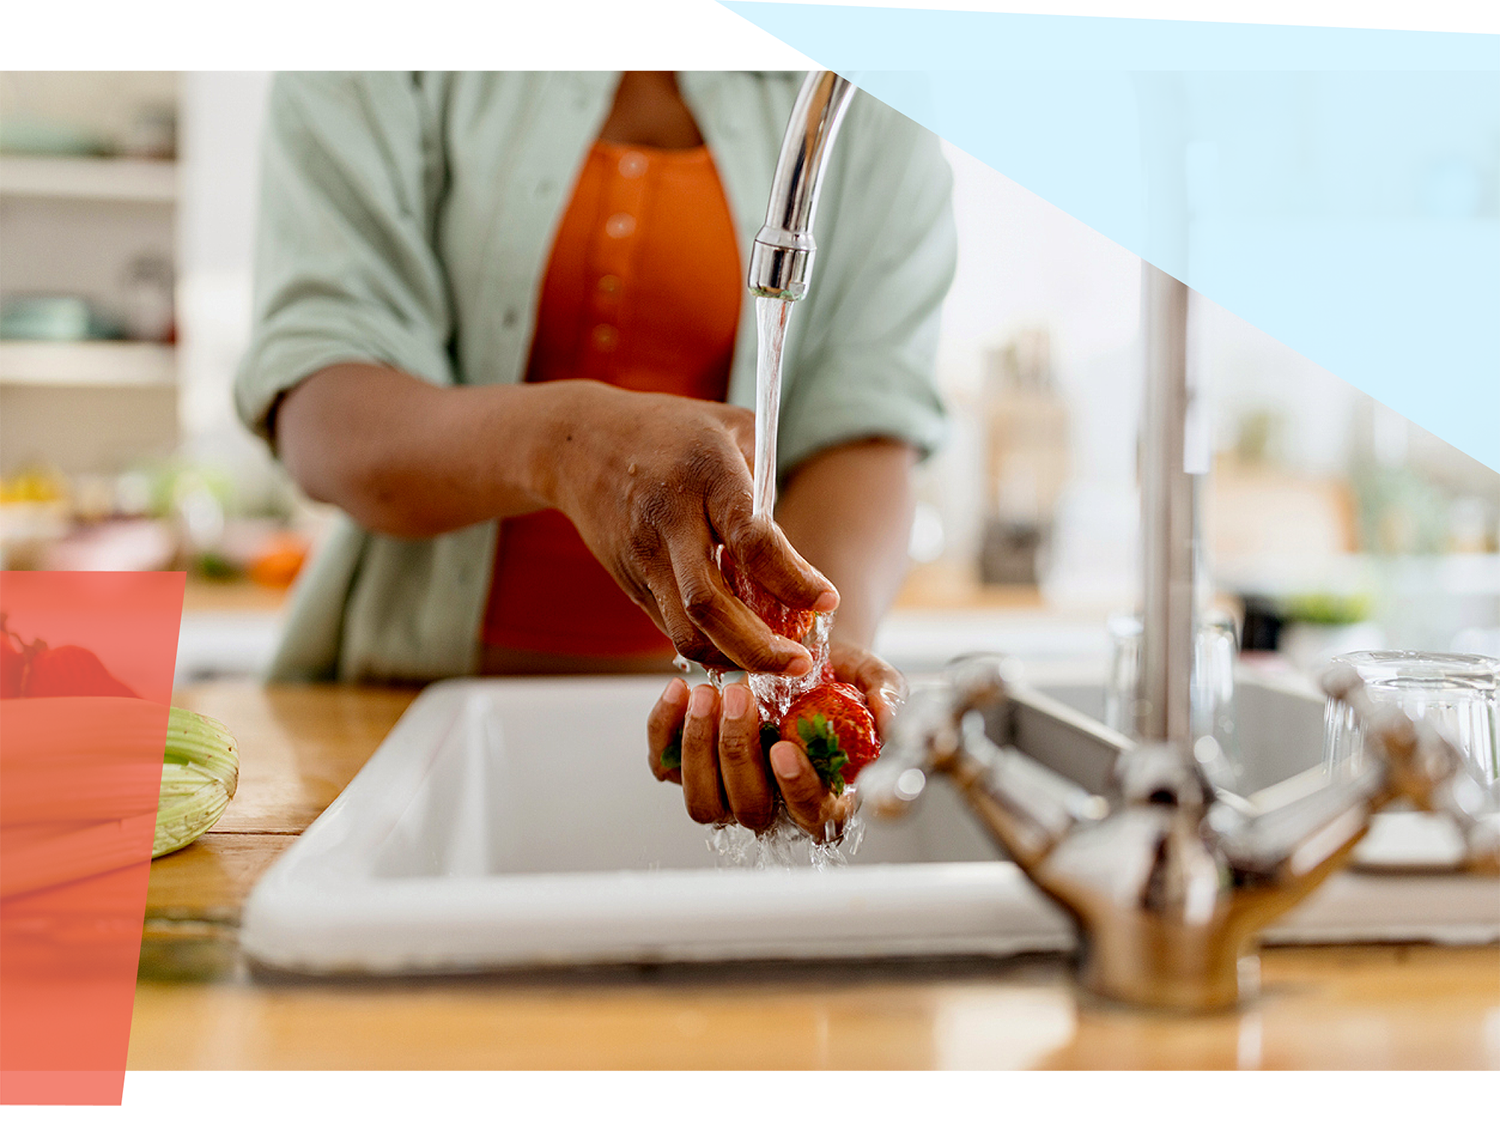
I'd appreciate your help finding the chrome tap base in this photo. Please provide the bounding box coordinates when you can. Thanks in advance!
[864,659,1497,1012]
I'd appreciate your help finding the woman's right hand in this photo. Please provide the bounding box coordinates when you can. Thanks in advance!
[545,382,838,676]
[276,366,832,674]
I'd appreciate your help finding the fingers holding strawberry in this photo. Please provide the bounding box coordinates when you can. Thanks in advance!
[767,737,856,841]
[759,642,897,840]
[778,680,881,794]
[545,385,838,678]
[718,550,820,645]
[646,677,689,785]
[713,681,777,832]
[824,640,906,742]
[648,677,780,832]
[646,640,903,846]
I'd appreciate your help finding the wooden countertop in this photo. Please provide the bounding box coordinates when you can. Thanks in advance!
[129,680,1500,1071]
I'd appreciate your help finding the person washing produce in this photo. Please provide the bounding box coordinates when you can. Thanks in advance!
[236,72,955,841]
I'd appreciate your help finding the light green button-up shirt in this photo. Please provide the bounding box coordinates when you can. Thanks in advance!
[237,72,956,682]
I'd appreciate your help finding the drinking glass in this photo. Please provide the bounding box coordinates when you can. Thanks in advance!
[1322,651,1500,803]
[1105,610,1241,784]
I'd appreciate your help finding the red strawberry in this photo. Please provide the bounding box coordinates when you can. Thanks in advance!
[778,681,881,794]
[719,551,817,644]
[23,644,137,698]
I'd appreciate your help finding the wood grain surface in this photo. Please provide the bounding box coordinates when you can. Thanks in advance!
[123,680,1500,1070]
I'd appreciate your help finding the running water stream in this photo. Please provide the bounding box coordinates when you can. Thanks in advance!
[746,295,827,721]
[752,295,792,520]
[704,296,857,868]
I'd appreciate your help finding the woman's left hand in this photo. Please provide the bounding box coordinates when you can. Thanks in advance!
[646,640,906,842]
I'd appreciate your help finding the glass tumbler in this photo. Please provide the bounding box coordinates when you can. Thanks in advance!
[1322,651,1500,803]
[1105,610,1241,783]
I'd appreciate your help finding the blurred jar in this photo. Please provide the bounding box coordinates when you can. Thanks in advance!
[1105,609,1241,787]
[121,253,175,343]
[122,103,176,160]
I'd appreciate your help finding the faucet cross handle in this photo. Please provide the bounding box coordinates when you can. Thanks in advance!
[864,655,1494,1010]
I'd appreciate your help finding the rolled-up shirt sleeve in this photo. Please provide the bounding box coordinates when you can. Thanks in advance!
[777,94,956,473]
[235,72,455,448]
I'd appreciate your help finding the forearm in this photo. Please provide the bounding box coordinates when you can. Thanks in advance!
[775,439,918,649]
[274,363,591,538]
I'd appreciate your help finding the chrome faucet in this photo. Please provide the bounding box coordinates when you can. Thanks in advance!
[755,69,1498,1010]
[861,659,1500,1011]
[854,259,1498,1011]
[857,264,1497,1009]
[748,71,857,302]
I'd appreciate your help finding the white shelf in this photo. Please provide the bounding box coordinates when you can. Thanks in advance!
[0,155,177,203]
[0,341,176,387]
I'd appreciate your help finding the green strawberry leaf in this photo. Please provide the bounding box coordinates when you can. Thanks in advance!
[660,731,682,772]
[795,713,849,795]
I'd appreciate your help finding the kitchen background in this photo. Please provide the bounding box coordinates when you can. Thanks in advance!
[2,72,1497,681]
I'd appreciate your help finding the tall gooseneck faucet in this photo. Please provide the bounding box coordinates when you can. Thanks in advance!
[748,71,857,302]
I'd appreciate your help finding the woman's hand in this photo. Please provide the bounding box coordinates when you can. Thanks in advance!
[548,383,838,676]
[277,367,837,677]
[646,640,907,842]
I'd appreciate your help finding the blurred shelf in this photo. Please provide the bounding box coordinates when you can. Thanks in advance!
[178,580,288,682]
[895,558,1047,610]
[183,577,291,615]
[0,341,176,387]
[0,155,177,203]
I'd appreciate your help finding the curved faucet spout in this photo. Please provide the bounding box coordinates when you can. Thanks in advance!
[748,71,857,301]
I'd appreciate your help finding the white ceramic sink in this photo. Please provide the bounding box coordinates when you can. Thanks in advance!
[241,673,1499,975]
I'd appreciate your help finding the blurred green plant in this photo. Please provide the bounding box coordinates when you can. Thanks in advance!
[1282,592,1373,626]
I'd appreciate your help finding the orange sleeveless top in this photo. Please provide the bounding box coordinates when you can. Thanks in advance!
[481,140,742,657]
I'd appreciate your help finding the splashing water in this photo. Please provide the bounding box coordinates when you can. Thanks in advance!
[708,806,867,871]
[675,652,730,692]
[747,611,830,723]
[695,297,868,867]
[702,613,862,866]
[700,641,870,866]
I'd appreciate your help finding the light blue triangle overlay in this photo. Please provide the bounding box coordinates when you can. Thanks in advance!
[723,4,1500,473]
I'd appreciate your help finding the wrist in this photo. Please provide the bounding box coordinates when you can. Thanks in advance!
[508,380,618,514]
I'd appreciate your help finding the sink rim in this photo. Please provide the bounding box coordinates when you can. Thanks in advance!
[240,675,1500,975]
